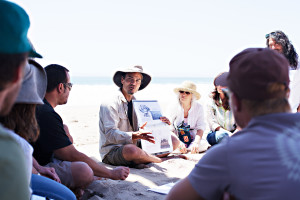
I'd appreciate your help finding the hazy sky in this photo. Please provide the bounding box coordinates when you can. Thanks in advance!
[14,0,300,77]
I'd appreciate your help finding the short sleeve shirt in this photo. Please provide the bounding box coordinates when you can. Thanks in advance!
[188,113,300,200]
[33,99,72,165]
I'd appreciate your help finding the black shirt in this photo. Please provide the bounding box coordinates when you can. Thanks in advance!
[127,100,133,128]
[32,99,72,165]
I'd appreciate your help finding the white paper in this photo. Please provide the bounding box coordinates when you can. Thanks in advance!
[148,182,176,195]
[133,100,173,155]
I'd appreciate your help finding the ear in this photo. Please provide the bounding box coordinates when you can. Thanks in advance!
[57,83,64,93]
[12,61,26,84]
[121,76,125,85]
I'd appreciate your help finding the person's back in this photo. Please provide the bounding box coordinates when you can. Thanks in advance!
[166,48,300,200]
[0,125,30,200]
[191,112,300,199]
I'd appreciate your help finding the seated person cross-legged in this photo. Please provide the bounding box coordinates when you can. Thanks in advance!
[206,72,238,146]
[167,81,208,154]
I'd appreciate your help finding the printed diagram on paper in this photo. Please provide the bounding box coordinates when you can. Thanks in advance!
[133,100,173,155]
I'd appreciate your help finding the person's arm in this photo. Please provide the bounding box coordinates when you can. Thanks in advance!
[54,144,130,180]
[63,124,73,143]
[206,100,222,131]
[166,177,205,200]
[32,157,61,183]
[100,103,134,144]
[190,129,204,154]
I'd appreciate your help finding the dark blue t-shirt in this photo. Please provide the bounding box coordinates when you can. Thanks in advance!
[32,99,72,165]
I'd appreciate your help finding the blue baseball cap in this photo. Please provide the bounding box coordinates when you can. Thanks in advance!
[0,0,42,58]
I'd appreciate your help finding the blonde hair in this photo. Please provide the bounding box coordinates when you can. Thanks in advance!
[242,83,291,116]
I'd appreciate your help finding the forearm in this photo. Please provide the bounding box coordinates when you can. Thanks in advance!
[194,130,203,144]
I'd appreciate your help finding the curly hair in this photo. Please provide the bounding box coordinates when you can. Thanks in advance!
[266,30,298,69]
[0,104,39,142]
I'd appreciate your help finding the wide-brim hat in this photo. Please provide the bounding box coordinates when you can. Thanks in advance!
[174,81,201,100]
[0,1,42,58]
[16,60,47,104]
[113,65,151,90]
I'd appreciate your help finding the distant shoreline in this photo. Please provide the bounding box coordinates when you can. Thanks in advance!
[72,76,215,85]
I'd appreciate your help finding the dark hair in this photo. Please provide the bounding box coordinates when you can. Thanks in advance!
[45,64,69,92]
[0,53,28,91]
[211,88,230,110]
[266,30,298,69]
[0,104,39,142]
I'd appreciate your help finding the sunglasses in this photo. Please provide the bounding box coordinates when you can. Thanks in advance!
[63,82,73,91]
[179,90,191,95]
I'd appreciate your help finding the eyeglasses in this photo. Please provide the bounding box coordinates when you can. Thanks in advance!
[63,82,73,91]
[179,91,190,95]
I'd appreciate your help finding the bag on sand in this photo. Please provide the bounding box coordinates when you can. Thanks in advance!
[176,121,192,147]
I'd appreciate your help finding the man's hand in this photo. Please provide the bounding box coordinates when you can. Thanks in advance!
[160,116,171,125]
[110,166,130,180]
[190,142,199,154]
[178,142,187,154]
[39,166,61,183]
[132,122,155,143]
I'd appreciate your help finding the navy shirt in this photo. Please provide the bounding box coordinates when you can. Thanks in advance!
[33,99,72,165]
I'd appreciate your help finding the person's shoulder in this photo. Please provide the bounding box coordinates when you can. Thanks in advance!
[100,90,125,108]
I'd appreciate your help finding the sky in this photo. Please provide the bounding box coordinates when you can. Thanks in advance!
[14,0,300,78]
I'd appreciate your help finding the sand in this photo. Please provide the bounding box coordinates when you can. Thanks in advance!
[56,105,207,200]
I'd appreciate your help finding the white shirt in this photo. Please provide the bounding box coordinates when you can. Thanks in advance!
[168,100,206,139]
[289,68,300,112]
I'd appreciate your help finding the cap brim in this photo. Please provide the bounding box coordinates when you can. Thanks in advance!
[29,49,42,58]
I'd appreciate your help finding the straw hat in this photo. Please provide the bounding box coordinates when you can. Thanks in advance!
[113,65,151,90]
[16,60,47,104]
[174,81,201,100]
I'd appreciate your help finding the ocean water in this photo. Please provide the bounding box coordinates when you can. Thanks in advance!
[67,76,215,111]
[72,76,214,85]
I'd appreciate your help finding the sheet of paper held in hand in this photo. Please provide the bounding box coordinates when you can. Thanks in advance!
[133,100,173,155]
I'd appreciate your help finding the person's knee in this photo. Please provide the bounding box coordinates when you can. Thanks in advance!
[122,144,141,160]
[71,161,94,188]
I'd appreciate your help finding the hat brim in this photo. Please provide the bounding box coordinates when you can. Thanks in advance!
[16,60,47,104]
[113,71,151,90]
[29,49,42,58]
[174,87,201,100]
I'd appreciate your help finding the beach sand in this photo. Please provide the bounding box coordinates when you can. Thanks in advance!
[56,105,207,200]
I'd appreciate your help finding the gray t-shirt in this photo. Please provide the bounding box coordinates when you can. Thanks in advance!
[188,113,300,200]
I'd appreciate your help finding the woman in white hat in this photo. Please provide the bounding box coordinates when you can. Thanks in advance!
[168,81,207,154]
[206,72,237,146]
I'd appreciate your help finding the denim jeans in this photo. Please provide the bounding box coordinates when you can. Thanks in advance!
[207,130,229,146]
[31,174,76,200]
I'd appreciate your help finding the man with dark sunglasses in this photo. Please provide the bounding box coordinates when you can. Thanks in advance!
[33,64,130,196]
[167,48,300,199]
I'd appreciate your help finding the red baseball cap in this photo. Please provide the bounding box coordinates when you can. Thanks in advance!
[227,48,289,100]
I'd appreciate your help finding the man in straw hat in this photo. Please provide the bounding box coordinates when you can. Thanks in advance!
[33,64,130,195]
[0,0,42,199]
[99,65,181,168]
[167,48,300,199]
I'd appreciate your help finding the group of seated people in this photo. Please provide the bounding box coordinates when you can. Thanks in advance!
[1,1,300,199]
